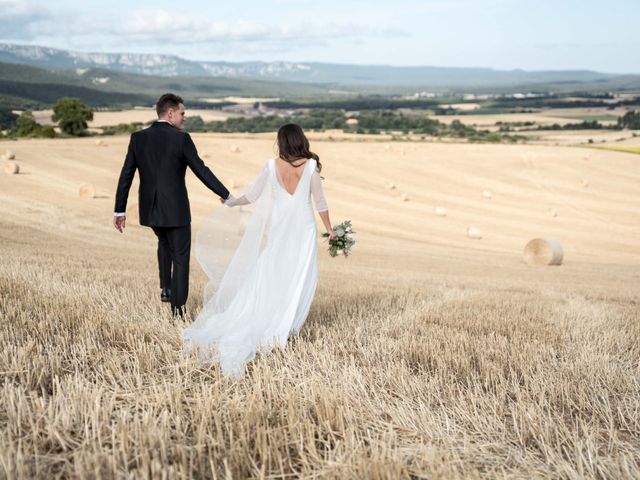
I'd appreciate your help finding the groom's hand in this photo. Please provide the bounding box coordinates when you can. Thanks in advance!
[114,215,126,233]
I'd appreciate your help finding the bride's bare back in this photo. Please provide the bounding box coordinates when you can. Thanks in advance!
[275,157,308,196]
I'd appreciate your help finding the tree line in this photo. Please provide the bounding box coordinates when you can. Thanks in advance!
[182,111,524,142]
[2,96,639,140]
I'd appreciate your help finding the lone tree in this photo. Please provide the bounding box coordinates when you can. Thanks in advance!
[618,110,640,130]
[52,97,93,136]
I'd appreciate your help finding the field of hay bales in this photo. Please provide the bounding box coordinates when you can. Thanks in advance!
[1,134,639,478]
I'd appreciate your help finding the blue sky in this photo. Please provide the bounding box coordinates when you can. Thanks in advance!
[1,0,638,73]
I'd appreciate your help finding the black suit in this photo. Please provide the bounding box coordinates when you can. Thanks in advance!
[114,121,229,313]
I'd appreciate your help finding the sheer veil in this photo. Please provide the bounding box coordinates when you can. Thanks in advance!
[190,163,274,329]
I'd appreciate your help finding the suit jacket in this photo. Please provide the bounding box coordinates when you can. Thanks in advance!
[114,121,229,227]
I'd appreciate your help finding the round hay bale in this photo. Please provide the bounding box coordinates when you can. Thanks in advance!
[400,193,409,202]
[95,139,104,146]
[4,149,15,160]
[434,206,447,217]
[79,183,96,199]
[385,182,396,190]
[230,145,241,153]
[466,227,482,239]
[482,190,492,199]
[4,162,19,174]
[548,208,558,217]
[523,237,563,266]
[581,179,589,188]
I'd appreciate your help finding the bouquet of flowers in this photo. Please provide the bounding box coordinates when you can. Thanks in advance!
[322,220,355,257]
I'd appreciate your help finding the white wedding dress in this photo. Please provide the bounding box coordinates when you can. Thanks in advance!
[182,158,328,378]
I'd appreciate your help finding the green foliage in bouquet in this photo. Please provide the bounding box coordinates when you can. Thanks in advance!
[322,220,356,257]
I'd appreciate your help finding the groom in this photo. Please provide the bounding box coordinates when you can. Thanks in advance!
[113,93,230,317]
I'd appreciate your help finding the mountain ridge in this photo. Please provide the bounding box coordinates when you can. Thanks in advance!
[2,42,637,89]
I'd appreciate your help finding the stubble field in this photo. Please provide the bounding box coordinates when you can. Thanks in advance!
[0,133,639,478]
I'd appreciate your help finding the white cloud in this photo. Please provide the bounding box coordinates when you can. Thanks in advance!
[0,5,407,50]
[109,10,408,45]
[0,0,51,39]
[4,0,632,71]
[0,0,42,18]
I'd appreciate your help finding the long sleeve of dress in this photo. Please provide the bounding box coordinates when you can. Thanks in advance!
[311,169,329,212]
[225,162,270,207]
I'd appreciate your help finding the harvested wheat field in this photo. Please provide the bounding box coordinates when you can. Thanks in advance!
[1,134,639,479]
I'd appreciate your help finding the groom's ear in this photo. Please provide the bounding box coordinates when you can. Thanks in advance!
[156,93,184,117]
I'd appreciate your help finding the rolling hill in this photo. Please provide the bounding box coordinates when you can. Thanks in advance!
[0,61,331,109]
[1,43,640,93]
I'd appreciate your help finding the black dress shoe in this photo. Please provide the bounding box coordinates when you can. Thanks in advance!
[161,288,171,303]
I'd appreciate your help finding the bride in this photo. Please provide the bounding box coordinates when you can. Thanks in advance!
[181,123,337,377]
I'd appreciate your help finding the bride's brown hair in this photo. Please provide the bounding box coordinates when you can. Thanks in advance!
[276,124,322,173]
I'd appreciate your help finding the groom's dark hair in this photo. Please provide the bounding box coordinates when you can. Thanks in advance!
[156,93,184,117]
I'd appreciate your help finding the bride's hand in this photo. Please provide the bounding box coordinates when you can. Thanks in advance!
[328,229,338,241]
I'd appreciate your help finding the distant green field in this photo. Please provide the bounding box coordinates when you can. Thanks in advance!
[562,114,619,122]
[557,114,620,122]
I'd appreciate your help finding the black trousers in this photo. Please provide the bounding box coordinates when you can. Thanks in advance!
[151,225,191,312]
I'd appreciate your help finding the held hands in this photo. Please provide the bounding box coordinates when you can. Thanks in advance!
[114,215,126,233]
[223,195,243,207]
[222,194,236,207]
